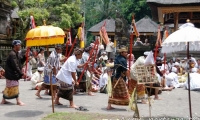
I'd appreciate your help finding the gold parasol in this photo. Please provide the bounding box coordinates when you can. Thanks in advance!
[25,26,65,46]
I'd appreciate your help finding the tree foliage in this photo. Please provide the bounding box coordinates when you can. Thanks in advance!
[85,0,151,44]
[119,0,152,23]
[8,0,84,40]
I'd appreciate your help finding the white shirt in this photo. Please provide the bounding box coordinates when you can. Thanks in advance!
[105,42,114,52]
[31,71,43,89]
[99,73,108,88]
[168,62,174,70]
[185,72,200,90]
[56,55,79,84]
[165,72,179,88]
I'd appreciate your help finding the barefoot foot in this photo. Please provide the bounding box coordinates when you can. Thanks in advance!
[54,101,63,105]
[1,100,11,104]
[70,105,78,108]
[35,93,42,98]
[88,92,95,96]
[17,101,25,106]
[106,106,115,110]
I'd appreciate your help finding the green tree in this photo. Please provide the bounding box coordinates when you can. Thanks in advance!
[120,0,151,23]
[49,0,84,29]
[8,0,84,40]
[85,0,120,44]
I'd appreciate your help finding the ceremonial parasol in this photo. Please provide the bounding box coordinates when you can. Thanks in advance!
[25,24,65,113]
[161,21,200,119]
[25,26,65,46]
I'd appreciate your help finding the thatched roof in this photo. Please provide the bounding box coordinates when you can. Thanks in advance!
[147,0,200,4]
[88,18,115,32]
[133,16,158,33]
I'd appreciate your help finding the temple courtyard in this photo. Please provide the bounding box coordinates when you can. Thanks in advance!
[0,79,200,120]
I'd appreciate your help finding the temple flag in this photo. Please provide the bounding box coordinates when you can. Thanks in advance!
[99,21,109,45]
[30,15,36,29]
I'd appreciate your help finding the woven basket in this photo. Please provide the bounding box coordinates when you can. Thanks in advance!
[135,65,158,84]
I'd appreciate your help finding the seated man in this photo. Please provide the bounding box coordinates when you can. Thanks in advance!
[99,68,110,94]
[31,67,44,90]
[134,38,144,46]
[165,67,180,89]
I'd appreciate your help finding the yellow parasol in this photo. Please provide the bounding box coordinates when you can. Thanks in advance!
[25,24,65,113]
[25,26,65,46]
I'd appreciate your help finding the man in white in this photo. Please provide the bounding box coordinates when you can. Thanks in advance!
[99,68,109,93]
[31,67,44,90]
[105,38,114,59]
[165,67,180,89]
[55,48,86,107]
[185,68,200,90]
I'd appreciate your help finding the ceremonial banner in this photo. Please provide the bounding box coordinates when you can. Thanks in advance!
[99,22,109,45]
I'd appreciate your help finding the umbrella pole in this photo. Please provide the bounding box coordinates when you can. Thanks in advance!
[24,47,30,81]
[50,71,55,113]
[187,42,192,119]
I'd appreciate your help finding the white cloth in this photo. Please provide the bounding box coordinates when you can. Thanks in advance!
[99,44,104,50]
[82,52,89,62]
[26,62,33,77]
[105,42,114,52]
[130,56,145,80]
[56,55,79,84]
[168,63,174,70]
[99,73,108,88]
[165,72,179,88]
[99,55,108,61]
[191,57,198,68]
[171,67,177,73]
[144,51,154,65]
[31,71,44,89]
[185,73,200,90]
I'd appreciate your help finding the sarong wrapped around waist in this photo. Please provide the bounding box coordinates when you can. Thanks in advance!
[128,79,146,100]
[108,77,130,105]
[57,81,73,101]
[3,79,19,99]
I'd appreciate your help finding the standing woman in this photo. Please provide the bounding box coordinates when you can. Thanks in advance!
[1,40,26,106]
[37,47,46,67]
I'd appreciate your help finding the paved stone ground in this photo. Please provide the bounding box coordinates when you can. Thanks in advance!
[0,79,200,120]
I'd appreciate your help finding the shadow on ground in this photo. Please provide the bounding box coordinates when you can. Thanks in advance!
[4,110,43,118]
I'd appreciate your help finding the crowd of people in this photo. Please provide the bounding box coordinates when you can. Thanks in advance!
[1,39,200,112]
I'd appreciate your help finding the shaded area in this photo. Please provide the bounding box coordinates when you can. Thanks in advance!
[4,110,43,118]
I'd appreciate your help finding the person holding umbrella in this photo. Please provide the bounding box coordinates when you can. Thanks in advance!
[36,45,63,99]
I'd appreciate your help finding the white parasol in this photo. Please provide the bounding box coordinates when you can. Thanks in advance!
[161,23,200,53]
[161,22,200,119]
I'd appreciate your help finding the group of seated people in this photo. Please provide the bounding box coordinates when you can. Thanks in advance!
[157,55,200,91]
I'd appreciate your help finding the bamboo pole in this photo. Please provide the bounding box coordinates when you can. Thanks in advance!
[187,42,192,119]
